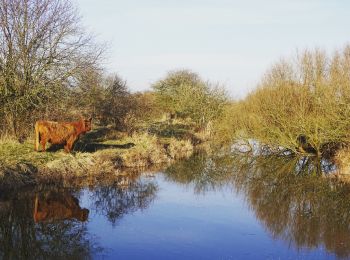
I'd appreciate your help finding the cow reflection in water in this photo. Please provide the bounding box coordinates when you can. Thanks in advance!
[0,190,96,259]
[33,191,89,223]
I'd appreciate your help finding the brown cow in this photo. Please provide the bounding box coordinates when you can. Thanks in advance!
[34,117,92,153]
[33,191,89,223]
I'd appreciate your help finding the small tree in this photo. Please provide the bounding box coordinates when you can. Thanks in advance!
[100,74,131,130]
[72,66,105,119]
[130,91,162,123]
[152,70,227,127]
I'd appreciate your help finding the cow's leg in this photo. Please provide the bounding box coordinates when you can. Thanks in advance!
[64,143,70,153]
[40,137,47,152]
[64,140,71,153]
[65,136,77,153]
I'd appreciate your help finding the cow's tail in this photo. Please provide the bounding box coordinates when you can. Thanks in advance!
[34,122,40,151]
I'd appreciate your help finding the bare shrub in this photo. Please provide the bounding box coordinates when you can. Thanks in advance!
[221,46,350,156]
[0,0,103,138]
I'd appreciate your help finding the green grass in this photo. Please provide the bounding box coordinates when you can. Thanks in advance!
[0,140,64,166]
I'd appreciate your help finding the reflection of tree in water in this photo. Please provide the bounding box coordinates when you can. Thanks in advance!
[234,155,350,259]
[0,174,158,258]
[164,152,236,194]
[164,152,350,258]
[90,177,158,225]
[0,188,100,259]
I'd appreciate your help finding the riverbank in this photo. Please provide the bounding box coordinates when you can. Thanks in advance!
[0,121,204,190]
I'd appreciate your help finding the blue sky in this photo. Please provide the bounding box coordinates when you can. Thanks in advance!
[75,0,350,98]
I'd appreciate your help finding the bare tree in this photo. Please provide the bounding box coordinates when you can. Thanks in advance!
[0,0,103,137]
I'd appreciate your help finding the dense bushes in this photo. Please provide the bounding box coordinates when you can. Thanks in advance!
[220,46,350,156]
[152,70,228,127]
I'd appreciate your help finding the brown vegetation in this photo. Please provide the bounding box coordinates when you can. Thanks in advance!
[217,45,350,158]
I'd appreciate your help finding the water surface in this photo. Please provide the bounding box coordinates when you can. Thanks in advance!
[0,153,349,259]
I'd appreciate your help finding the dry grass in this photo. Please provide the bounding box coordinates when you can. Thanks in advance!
[0,128,195,189]
[121,133,169,167]
[45,152,116,177]
[168,138,193,159]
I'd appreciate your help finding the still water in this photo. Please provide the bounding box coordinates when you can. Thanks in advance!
[0,153,349,259]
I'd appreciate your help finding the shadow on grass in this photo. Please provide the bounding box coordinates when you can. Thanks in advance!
[81,127,113,142]
[148,122,191,139]
[147,122,202,145]
[46,127,135,153]
[73,142,135,153]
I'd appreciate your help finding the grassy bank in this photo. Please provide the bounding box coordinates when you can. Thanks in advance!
[0,119,202,190]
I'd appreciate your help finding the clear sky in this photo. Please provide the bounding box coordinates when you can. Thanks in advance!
[75,0,350,98]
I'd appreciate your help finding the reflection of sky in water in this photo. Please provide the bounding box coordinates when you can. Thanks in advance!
[82,174,336,260]
[1,154,346,259]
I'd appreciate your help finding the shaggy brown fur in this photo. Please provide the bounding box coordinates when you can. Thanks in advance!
[34,117,92,153]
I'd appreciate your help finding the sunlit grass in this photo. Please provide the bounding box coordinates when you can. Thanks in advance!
[0,121,198,188]
[0,140,63,166]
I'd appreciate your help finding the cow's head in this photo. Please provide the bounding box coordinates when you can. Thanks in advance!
[84,117,92,132]
[79,116,92,133]
[78,208,90,222]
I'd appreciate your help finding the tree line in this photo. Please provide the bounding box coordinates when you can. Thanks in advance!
[4,0,349,160]
[0,0,227,140]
